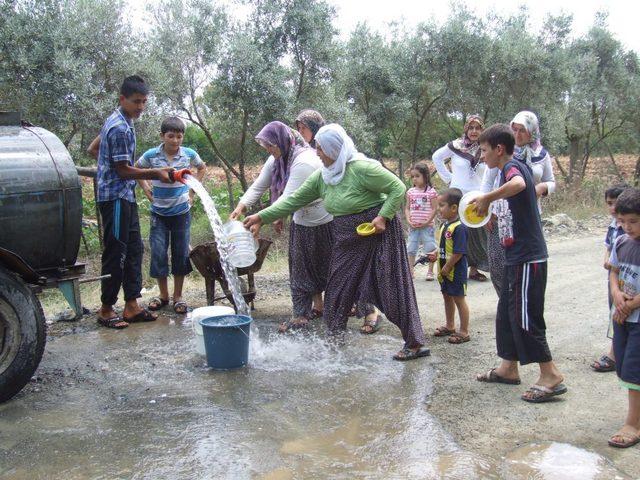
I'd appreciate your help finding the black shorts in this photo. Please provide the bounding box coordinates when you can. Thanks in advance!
[613,321,640,389]
[496,262,552,365]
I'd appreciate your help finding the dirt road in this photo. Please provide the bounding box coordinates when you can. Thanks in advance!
[420,233,640,477]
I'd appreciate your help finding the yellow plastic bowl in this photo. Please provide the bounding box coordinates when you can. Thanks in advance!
[464,204,486,224]
[356,222,376,236]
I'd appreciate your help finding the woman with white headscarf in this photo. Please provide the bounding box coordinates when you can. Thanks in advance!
[432,115,489,282]
[244,124,429,360]
[481,110,557,294]
[229,121,332,332]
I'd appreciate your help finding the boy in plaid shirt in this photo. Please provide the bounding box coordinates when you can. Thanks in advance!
[88,75,173,329]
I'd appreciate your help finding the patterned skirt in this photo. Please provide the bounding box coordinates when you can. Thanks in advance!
[467,226,489,271]
[323,205,426,348]
[486,222,506,295]
[288,221,333,318]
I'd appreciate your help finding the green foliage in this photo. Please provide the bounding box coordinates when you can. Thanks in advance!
[1,0,638,185]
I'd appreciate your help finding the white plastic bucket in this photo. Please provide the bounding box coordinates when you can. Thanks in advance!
[222,220,258,268]
[190,306,235,355]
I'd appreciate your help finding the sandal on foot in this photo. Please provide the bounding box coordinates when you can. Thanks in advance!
[360,314,382,334]
[591,355,616,372]
[173,300,188,315]
[148,297,169,311]
[124,309,158,323]
[425,272,435,281]
[310,309,323,320]
[434,326,455,337]
[521,383,567,403]
[469,272,488,282]
[97,315,129,329]
[448,333,470,344]
[476,368,521,385]
[278,318,309,333]
[393,346,431,361]
[609,427,640,448]
[348,306,357,317]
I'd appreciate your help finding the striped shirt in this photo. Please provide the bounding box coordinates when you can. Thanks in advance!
[137,144,204,216]
[96,108,137,202]
[407,186,438,225]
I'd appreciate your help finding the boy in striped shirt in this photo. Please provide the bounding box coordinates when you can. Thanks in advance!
[136,117,206,314]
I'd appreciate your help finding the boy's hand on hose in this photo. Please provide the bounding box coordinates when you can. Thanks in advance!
[372,216,387,234]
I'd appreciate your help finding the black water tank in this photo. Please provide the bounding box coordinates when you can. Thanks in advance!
[0,112,82,271]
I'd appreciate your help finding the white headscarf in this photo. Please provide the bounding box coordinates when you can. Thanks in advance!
[511,111,544,167]
[316,124,373,185]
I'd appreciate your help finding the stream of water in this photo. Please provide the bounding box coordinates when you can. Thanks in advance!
[182,175,250,317]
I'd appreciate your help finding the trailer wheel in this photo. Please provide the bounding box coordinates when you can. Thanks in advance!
[0,267,46,403]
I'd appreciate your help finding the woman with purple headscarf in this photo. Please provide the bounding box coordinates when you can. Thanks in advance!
[230,121,333,331]
[433,115,489,282]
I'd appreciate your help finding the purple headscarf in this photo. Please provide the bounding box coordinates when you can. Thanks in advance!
[255,121,297,203]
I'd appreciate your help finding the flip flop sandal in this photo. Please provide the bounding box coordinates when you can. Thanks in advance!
[433,326,455,337]
[310,309,323,319]
[448,333,471,344]
[469,272,488,282]
[393,346,431,361]
[148,297,169,311]
[360,314,382,334]
[97,315,129,329]
[609,428,640,448]
[173,300,188,314]
[476,368,521,385]
[521,383,568,403]
[591,355,616,372]
[124,309,158,323]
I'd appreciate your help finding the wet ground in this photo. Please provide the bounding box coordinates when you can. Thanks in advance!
[0,233,636,479]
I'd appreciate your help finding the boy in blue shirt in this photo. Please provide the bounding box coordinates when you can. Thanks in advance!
[591,184,629,372]
[432,188,470,344]
[608,188,640,448]
[472,124,566,403]
[136,116,206,314]
[88,75,174,329]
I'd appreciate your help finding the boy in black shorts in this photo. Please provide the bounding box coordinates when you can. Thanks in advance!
[432,188,470,344]
[471,124,566,403]
[607,188,640,448]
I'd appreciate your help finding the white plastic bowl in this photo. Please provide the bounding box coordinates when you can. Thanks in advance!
[190,306,235,355]
[459,190,493,228]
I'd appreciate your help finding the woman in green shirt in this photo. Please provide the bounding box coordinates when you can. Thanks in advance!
[244,124,429,360]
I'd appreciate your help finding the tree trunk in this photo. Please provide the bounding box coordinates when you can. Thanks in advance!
[296,59,306,101]
[568,136,580,184]
[238,109,250,191]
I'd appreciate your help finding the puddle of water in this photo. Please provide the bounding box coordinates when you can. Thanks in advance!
[501,442,630,480]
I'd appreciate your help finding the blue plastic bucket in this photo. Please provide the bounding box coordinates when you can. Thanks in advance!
[199,315,251,370]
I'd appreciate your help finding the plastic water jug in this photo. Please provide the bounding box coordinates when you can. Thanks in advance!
[190,305,235,355]
[222,220,257,268]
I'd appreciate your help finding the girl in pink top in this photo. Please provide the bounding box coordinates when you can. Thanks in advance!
[405,162,438,279]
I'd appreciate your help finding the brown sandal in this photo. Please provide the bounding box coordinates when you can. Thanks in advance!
[97,315,129,329]
[448,333,470,344]
[434,326,455,337]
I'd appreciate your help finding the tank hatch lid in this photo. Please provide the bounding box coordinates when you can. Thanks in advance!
[0,112,21,126]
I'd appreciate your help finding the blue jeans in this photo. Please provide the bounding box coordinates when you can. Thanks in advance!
[149,211,193,278]
[406,226,437,256]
